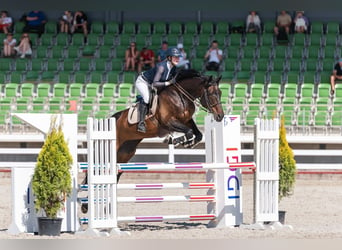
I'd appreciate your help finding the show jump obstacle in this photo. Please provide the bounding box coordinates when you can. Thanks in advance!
[80,115,280,236]
[7,114,281,236]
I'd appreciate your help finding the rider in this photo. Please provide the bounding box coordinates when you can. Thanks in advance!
[135,47,181,133]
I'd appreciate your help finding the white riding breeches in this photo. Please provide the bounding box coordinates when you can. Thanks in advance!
[135,75,150,104]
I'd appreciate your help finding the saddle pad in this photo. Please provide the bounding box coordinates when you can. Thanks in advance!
[128,95,158,124]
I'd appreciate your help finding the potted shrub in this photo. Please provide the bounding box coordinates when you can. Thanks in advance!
[32,116,73,236]
[278,116,297,223]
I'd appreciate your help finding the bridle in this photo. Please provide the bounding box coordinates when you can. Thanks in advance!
[173,77,221,113]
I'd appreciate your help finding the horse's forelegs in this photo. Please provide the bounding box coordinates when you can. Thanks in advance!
[166,121,195,147]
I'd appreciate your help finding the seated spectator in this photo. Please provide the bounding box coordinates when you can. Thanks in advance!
[124,42,139,71]
[246,11,261,33]
[294,11,309,33]
[176,43,190,69]
[204,40,223,71]
[3,33,16,57]
[330,58,342,95]
[14,33,32,58]
[138,46,155,72]
[23,10,47,36]
[274,10,292,38]
[157,41,168,62]
[72,11,88,36]
[59,10,73,33]
[0,11,13,34]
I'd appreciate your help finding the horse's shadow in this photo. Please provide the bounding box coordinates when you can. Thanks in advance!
[119,222,207,231]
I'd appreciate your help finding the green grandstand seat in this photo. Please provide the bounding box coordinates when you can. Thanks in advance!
[105,21,120,34]
[94,110,109,119]
[13,59,29,71]
[55,33,70,46]
[283,83,298,98]
[45,58,60,71]
[14,22,25,34]
[24,71,40,83]
[34,45,49,58]
[331,111,342,126]
[252,71,267,84]
[48,97,64,112]
[118,83,133,97]
[105,71,120,84]
[165,34,179,46]
[53,83,68,97]
[78,57,93,71]
[200,21,214,35]
[268,71,283,84]
[85,83,100,97]
[40,71,56,82]
[257,46,272,59]
[30,58,44,71]
[37,83,51,98]
[7,71,23,84]
[220,71,235,83]
[326,21,340,34]
[168,21,182,35]
[102,83,116,98]
[15,97,31,112]
[90,21,104,34]
[73,71,88,84]
[323,33,338,46]
[263,20,276,33]
[98,96,114,111]
[315,97,330,111]
[81,97,96,111]
[194,110,207,126]
[44,21,57,34]
[122,21,136,34]
[55,71,71,84]
[65,46,80,58]
[0,58,13,71]
[317,84,331,98]
[245,110,260,126]
[310,21,324,34]
[88,71,104,84]
[77,110,92,125]
[254,58,269,72]
[241,46,257,59]
[272,45,288,59]
[282,97,297,112]
[291,33,307,46]
[299,83,315,98]
[137,21,151,34]
[270,58,286,72]
[181,34,195,46]
[40,33,54,46]
[153,21,167,35]
[20,83,35,97]
[288,45,305,59]
[287,58,302,72]
[183,21,198,34]
[115,97,130,111]
[215,21,229,34]
[245,33,259,47]
[285,71,300,84]
[307,33,322,47]
[228,33,242,46]
[69,83,84,97]
[266,83,281,99]
[134,34,148,47]
[295,109,312,127]
[32,97,47,112]
[50,46,65,59]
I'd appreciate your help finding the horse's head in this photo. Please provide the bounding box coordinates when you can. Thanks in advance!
[200,75,224,122]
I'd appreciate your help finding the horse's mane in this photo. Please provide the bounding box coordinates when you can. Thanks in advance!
[175,69,201,82]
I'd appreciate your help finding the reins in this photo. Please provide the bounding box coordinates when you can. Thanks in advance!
[173,79,219,113]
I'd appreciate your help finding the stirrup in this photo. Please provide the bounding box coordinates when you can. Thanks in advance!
[137,122,146,133]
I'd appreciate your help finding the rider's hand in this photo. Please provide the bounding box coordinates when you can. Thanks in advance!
[169,77,176,84]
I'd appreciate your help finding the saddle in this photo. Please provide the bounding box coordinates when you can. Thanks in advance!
[128,92,158,125]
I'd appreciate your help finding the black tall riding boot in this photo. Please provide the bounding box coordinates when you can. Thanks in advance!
[137,103,148,133]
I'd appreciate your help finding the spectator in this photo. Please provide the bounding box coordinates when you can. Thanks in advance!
[246,11,261,33]
[138,46,155,72]
[124,42,139,71]
[157,41,168,62]
[274,10,292,38]
[3,33,16,57]
[0,11,13,34]
[14,33,32,58]
[59,10,73,33]
[23,10,47,36]
[176,43,190,69]
[204,40,223,71]
[330,59,342,95]
[294,11,309,33]
[72,11,88,36]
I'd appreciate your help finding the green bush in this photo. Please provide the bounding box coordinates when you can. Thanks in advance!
[32,116,73,218]
[279,116,297,200]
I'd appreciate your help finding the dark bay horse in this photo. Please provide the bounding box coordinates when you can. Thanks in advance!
[113,69,224,165]
[81,69,224,213]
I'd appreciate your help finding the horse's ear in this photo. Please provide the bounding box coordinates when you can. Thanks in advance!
[216,75,222,84]
[208,75,213,84]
